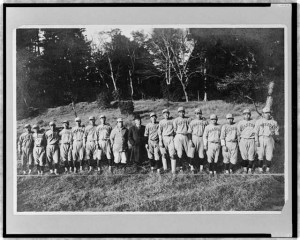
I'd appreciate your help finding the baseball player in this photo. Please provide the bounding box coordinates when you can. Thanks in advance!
[59,120,73,173]
[255,107,279,173]
[220,114,239,174]
[158,109,176,174]
[145,112,161,173]
[97,115,113,172]
[32,124,47,175]
[110,118,129,165]
[72,117,85,173]
[173,107,192,173]
[237,109,256,174]
[84,116,99,172]
[18,124,34,175]
[45,122,60,175]
[203,114,221,175]
[188,108,208,172]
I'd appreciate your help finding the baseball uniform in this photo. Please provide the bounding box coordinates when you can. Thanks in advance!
[32,131,46,166]
[158,118,176,158]
[220,123,238,164]
[145,122,160,161]
[18,131,34,169]
[84,125,99,160]
[97,123,112,160]
[255,118,279,161]
[237,119,256,161]
[173,116,191,158]
[72,126,85,162]
[203,124,221,163]
[45,129,60,165]
[110,126,129,164]
[59,128,73,162]
[188,118,208,159]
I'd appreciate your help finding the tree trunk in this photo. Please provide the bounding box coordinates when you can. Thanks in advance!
[107,56,117,91]
[179,79,189,102]
[129,70,134,100]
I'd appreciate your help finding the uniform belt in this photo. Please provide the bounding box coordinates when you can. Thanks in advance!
[241,137,255,140]
[209,141,220,144]
[62,142,71,144]
[226,140,237,142]
[88,140,97,142]
[75,139,83,141]
[163,135,174,137]
[192,134,203,137]
[176,133,188,135]
[260,135,273,138]
[99,139,109,141]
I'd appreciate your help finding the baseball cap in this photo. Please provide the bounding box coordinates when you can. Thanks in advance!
[89,116,95,120]
[75,117,81,122]
[195,108,202,114]
[62,120,69,124]
[210,114,218,120]
[263,107,271,113]
[32,124,38,129]
[99,114,106,118]
[226,113,233,119]
[150,112,156,118]
[134,115,141,120]
[24,124,31,128]
[178,107,185,112]
[49,121,55,126]
[162,109,169,114]
[117,118,123,122]
[243,109,251,114]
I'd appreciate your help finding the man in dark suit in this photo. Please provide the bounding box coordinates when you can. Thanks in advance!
[128,115,147,166]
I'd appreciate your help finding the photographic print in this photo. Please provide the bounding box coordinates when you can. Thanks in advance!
[16,26,285,213]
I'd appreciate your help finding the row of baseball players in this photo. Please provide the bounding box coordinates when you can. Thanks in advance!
[18,106,279,175]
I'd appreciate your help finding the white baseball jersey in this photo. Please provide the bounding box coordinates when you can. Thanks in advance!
[158,118,174,137]
[237,119,256,139]
[72,126,85,141]
[97,123,112,140]
[173,116,191,134]
[145,122,159,141]
[188,118,208,136]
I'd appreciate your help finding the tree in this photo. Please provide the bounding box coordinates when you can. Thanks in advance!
[148,28,198,102]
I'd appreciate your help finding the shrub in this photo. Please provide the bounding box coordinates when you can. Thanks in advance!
[119,101,134,115]
[96,90,112,109]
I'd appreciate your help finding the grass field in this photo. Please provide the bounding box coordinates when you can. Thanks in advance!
[16,99,285,212]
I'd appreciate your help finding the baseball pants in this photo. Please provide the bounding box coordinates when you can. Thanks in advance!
[21,147,34,167]
[192,135,205,159]
[33,146,45,166]
[160,135,176,158]
[174,134,189,158]
[222,141,238,164]
[114,151,127,164]
[239,138,255,161]
[46,144,60,164]
[72,141,85,162]
[257,136,275,161]
[147,140,160,160]
[98,140,112,160]
[85,141,98,160]
[60,143,72,162]
[207,142,220,163]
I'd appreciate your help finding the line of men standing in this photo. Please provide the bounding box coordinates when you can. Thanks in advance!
[18,106,279,175]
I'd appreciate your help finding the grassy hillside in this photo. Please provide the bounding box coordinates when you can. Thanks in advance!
[16,100,285,212]
[17,173,284,212]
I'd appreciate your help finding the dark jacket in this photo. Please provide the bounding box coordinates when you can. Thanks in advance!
[128,125,146,163]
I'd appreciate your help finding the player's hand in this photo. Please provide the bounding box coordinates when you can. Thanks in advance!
[223,146,228,152]
[145,144,149,150]
[275,137,280,143]
[189,140,194,148]
[159,141,164,148]
[256,141,260,148]
[204,145,208,150]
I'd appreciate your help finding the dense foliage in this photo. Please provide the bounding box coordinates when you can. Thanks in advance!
[17,28,284,119]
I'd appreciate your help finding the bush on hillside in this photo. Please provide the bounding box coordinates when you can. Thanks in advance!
[119,101,134,115]
[96,90,112,109]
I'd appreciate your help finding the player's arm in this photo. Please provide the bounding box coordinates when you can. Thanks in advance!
[203,126,208,150]
[18,135,23,154]
[274,121,280,142]
[187,122,194,147]
[173,119,177,134]
[144,125,149,149]
[158,122,164,147]
[109,129,115,147]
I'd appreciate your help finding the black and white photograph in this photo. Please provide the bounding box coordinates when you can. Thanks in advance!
[4,3,296,237]
[16,26,285,212]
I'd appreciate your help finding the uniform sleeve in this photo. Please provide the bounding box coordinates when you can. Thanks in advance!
[188,121,192,134]
[203,126,208,147]
[236,122,241,138]
[173,119,177,133]
[110,129,115,145]
[144,124,149,137]
[274,121,279,136]
[158,122,163,140]
[220,125,226,146]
